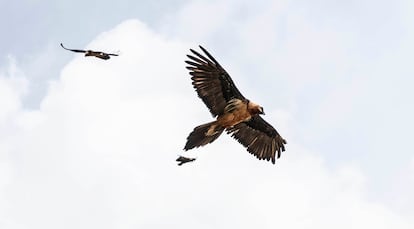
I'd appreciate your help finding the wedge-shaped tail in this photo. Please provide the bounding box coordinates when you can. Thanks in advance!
[184,122,224,150]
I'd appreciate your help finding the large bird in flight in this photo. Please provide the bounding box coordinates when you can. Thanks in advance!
[60,43,118,60]
[183,46,287,164]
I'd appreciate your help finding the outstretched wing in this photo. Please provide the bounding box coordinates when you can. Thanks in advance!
[176,156,187,162]
[227,116,287,164]
[186,46,245,117]
[60,43,86,53]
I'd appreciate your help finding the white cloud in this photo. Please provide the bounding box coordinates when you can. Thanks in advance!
[0,57,28,124]
[0,18,413,229]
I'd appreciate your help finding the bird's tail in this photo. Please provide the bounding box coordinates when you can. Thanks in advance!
[184,121,224,151]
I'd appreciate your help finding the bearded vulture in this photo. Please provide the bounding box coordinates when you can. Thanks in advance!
[183,46,287,164]
[60,43,118,60]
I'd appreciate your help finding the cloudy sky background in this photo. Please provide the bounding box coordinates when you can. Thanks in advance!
[1,0,414,228]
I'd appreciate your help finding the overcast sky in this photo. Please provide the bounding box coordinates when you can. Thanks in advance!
[1,0,414,228]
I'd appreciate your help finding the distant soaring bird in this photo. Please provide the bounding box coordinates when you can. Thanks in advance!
[176,156,196,166]
[60,43,118,60]
[183,46,287,164]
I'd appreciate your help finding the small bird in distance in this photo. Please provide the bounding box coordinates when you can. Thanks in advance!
[176,156,196,166]
[60,43,119,60]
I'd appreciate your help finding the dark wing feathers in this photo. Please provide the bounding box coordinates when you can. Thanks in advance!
[60,43,86,53]
[186,46,245,117]
[189,48,215,65]
[227,116,287,164]
[197,46,245,100]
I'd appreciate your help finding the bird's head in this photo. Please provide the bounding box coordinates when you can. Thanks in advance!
[248,101,265,115]
[258,106,265,115]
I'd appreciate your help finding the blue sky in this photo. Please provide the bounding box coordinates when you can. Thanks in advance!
[1,0,414,228]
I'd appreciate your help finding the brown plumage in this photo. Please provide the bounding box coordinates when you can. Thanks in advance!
[176,156,196,166]
[184,46,287,164]
[60,43,118,60]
